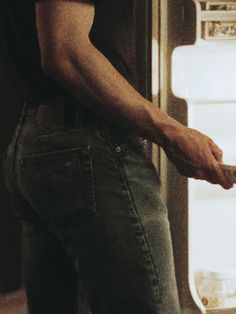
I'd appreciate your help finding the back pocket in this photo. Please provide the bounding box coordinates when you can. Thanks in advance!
[18,146,96,225]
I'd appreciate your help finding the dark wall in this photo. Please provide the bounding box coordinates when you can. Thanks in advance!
[135,0,152,100]
[0,47,23,292]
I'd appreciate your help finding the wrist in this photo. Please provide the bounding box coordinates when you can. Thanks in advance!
[161,118,185,147]
[148,107,185,147]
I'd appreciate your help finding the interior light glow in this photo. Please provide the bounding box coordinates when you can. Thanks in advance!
[152,38,159,98]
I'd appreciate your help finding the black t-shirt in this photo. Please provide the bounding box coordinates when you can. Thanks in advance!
[0,0,139,102]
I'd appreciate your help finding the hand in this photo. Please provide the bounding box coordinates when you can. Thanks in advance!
[162,125,234,189]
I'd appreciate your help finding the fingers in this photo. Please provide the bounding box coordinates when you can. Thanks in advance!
[206,139,233,189]
[207,160,234,190]
[194,170,217,185]
[208,138,223,162]
[165,131,234,189]
[174,155,234,190]
[174,158,217,184]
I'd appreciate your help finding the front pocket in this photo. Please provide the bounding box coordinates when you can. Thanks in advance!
[17,146,96,224]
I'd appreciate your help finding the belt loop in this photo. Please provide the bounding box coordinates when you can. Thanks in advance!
[37,101,65,129]
[64,96,76,129]
[21,101,29,120]
[64,96,84,129]
[74,105,84,128]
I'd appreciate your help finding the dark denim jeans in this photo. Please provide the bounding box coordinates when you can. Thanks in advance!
[2,102,180,314]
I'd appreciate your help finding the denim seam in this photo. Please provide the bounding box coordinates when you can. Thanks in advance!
[87,146,96,213]
[119,154,161,303]
[119,158,161,304]
[19,148,90,166]
[105,141,162,305]
[11,102,29,184]
[18,125,102,144]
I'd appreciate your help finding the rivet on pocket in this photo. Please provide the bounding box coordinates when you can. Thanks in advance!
[116,146,122,153]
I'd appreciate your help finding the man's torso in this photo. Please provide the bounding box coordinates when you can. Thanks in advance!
[1,0,140,102]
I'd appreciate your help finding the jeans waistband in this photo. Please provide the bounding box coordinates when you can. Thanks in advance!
[22,99,145,149]
[25,97,102,130]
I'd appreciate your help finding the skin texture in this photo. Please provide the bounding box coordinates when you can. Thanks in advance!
[35,0,234,189]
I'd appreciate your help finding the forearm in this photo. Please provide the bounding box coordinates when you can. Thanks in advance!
[43,41,234,189]
[44,41,182,146]
[36,0,234,189]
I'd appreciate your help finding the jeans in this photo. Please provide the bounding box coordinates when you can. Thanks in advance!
[2,101,181,314]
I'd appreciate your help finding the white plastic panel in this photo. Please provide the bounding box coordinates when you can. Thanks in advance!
[188,103,236,270]
[172,41,236,103]
[188,103,236,157]
[171,35,236,313]
[188,103,236,313]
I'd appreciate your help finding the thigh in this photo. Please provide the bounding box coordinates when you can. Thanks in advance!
[76,144,180,314]
[23,220,78,314]
[2,146,88,314]
[115,144,181,314]
[15,130,180,314]
[12,189,80,314]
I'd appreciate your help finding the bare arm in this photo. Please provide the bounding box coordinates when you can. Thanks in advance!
[35,0,233,189]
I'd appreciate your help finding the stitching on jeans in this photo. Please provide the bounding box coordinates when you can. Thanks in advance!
[104,131,161,304]
[86,146,96,213]
[18,125,102,144]
[118,151,160,302]
[19,147,89,166]
[115,155,161,303]
[11,102,29,184]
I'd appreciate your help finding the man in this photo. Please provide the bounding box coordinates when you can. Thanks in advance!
[1,1,233,314]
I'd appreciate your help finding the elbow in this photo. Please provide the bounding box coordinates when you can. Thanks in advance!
[40,39,93,80]
[39,39,94,96]
[40,49,87,94]
[40,52,68,80]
